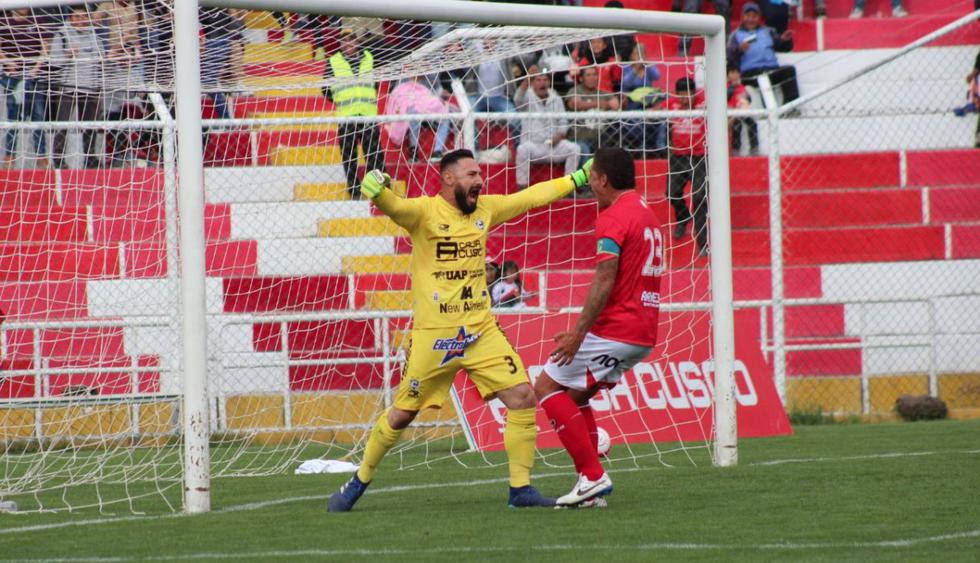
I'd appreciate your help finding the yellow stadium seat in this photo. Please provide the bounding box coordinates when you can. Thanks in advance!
[318,217,404,237]
[269,146,366,166]
[244,42,312,64]
[365,291,412,311]
[340,254,412,274]
[244,11,282,30]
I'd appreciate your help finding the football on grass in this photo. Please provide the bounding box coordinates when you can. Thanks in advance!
[596,427,611,456]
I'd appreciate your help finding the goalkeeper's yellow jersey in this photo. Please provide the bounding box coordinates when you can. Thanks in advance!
[374,177,575,329]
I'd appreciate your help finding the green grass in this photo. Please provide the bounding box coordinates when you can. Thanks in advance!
[2,419,979,562]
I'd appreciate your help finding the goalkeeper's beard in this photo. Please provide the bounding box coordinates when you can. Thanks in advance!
[455,184,479,215]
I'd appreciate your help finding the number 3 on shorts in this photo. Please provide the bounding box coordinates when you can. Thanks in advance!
[504,355,518,374]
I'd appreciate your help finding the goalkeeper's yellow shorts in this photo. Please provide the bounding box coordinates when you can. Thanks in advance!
[393,317,528,411]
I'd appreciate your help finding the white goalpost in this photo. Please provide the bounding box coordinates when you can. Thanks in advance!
[0,0,736,515]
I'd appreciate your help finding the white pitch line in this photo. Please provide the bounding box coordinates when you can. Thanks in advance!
[1,448,977,537]
[748,448,980,467]
[5,529,980,562]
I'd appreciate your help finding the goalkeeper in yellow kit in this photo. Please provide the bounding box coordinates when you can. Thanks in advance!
[328,149,591,511]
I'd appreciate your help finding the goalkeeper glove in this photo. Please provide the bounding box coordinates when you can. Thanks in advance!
[360,170,391,199]
[569,158,593,189]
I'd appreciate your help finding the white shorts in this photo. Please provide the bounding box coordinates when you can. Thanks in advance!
[543,332,652,392]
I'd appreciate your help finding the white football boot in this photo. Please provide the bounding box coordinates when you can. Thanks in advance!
[556,472,613,506]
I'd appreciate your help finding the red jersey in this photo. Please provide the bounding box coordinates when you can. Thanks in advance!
[591,190,663,347]
[667,96,707,156]
[728,83,747,108]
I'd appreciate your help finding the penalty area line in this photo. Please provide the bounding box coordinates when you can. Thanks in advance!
[4,529,980,562]
[1,448,977,537]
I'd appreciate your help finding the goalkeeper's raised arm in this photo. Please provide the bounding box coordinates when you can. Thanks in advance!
[483,158,592,227]
[363,152,592,232]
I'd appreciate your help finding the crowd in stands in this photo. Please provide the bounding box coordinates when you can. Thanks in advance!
[0,0,932,174]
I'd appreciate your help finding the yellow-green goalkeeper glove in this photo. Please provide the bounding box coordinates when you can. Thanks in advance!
[569,158,593,189]
[360,170,391,199]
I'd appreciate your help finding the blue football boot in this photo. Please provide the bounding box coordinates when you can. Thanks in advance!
[327,473,370,512]
[508,485,556,508]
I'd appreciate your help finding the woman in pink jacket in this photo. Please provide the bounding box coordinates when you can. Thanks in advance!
[385,75,454,162]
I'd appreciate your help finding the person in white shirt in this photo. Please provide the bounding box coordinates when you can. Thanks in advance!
[513,65,580,190]
[491,260,528,308]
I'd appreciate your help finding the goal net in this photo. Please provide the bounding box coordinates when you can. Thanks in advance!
[0,0,763,514]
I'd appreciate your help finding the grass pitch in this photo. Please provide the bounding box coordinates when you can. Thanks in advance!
[1,419,978,562]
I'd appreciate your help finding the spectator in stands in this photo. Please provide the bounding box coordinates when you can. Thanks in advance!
[513,65,580,191]
[618,44,666,157]
[97,0,144,166]
[470,41,515,114]
[199,7,242,120]
[727,2,799,108]
[565,65,620,163]
[678,0,731,56]
[0,8,53,169]
[492,260,528,308]
[667,77,709,256]
[274,12,341,61]
[486,260,501,304]
[469,39,519,139]
[727,63,758,156]
[50,4,105,169]
[573,36,621,94]
[385,75,453,162]
[851,0,907,18]
[757,0,792,35]
[326,28,386,198]
[141,0,173,90]
[601,1,638,62]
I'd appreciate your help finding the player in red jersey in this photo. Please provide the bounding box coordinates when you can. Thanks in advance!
[534,147,664,507]
[666,76,710,256]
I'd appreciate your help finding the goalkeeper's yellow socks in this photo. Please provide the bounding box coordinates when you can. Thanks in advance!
[356,410,404,483]
[504,407,537,488]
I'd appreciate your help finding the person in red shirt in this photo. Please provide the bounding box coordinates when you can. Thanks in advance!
[573,36,623,95]
[667,77,709,256]
[535,147,664,508]
[728,64,758,156]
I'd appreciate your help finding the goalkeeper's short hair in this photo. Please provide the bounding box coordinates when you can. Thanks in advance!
[439,149,475,173]
[593,147,635,190]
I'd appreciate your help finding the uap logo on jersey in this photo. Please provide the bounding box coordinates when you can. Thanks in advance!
[475,219,485,231]
[432,327,480,365]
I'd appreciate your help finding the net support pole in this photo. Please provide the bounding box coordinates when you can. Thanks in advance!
[704,26,737,467]
[173,0,211,513]
[758,76,787,407]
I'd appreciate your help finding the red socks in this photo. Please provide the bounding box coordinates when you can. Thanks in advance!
[579,404,598,453]
[541,392,604,480]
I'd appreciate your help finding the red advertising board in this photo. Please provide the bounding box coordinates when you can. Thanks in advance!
[451,309,791,451]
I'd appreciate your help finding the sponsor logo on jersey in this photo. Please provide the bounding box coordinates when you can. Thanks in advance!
[439,300,488,314]
[438,223,450,232]
[432,292,439,301]
[433,270,468,281]
[641,291,660,307]
[475,219,485,231]
[436,240,483,262]
[432,327,481,365]
[433,269,485,281]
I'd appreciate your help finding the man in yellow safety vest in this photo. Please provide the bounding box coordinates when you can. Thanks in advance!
[326,28,386,198]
